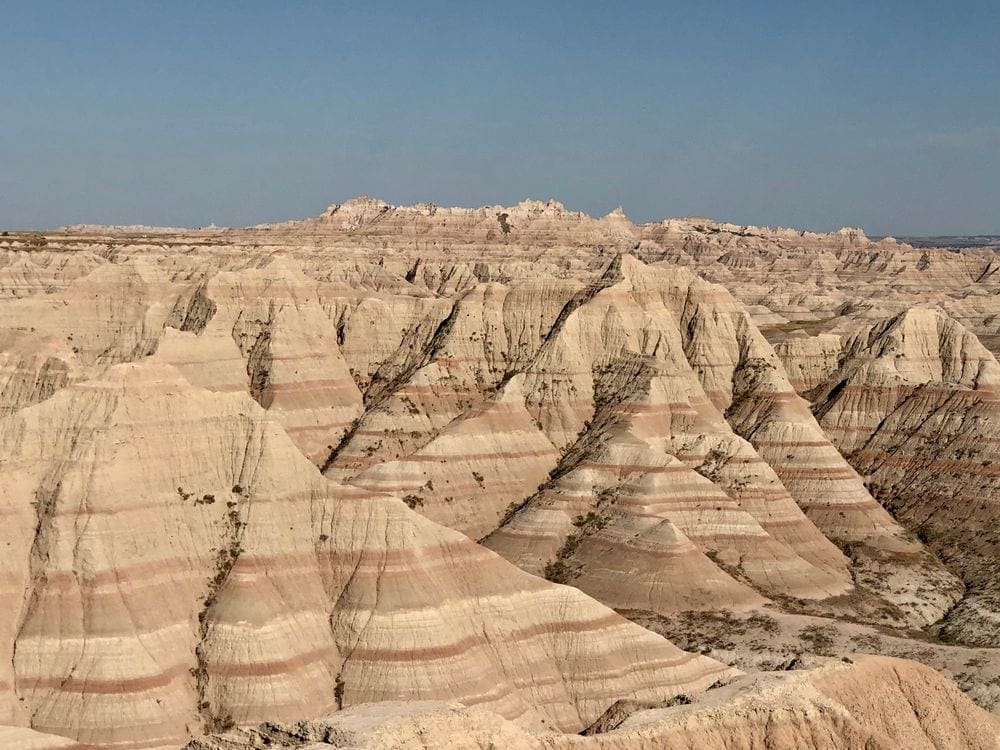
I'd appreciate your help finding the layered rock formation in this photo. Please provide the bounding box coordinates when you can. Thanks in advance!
[0,199,997,748]
[153,257,365,464]
[782,308,1000,643]
[0,362,728,748]
[186,657,1000,750]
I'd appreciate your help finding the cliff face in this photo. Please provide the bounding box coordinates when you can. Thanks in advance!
[780,308,1000,645]
[0,200,998,748]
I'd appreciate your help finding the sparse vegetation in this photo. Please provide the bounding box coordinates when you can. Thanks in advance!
[24,233,48,250]
[544,506,614,583]
[402,494,424,509]
[798,624,838,656]
[191,503,247,732]
[334,674,346,710]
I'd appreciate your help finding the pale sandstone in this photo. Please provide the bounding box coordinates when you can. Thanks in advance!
[186,657,1000,749]
[0,200,996,748]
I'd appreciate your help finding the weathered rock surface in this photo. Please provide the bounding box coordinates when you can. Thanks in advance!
[0,362,729,748]
[783,308,1000,644]
[0,199,998,748]
[185,657,1000,749]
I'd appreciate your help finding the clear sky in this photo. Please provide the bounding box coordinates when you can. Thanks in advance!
[2,1,998,234]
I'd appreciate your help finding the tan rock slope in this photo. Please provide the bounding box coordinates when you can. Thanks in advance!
[185,657,1000,750]
[0,199,998,748]
[0,362,728,748]
[782,308,1000,644]
[154,256,365,464]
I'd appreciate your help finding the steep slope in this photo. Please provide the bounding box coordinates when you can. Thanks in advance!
[307,252,961,627]
[4,199,998,745]
[0,259,180,366]
[486,257,953,624]
[153,256,364,463]
[618,260,962,626]
[325,254,858,613]
[186,657,1000,750]
[799,309,1000,644]
[0,245,105,299]
[349,375,560,538]
[322,276,580,481]
[0,331,77,418]
[0,362,729,748]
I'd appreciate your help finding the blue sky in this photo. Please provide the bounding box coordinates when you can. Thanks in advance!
[1,1,998,234]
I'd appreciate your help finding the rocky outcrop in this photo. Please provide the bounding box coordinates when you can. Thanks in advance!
[0,362,729,748]
[185,657,1000,749]
[0,332,76,418]
[790,309,1000,643]
[152,256,365,464]
[349,375,560,538]
[2,200,998,747]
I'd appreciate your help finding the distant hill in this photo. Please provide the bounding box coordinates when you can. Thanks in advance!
[877,235,1000,249]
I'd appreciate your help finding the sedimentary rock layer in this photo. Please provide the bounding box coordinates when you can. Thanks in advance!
[786,309,1000,643]
[0,198,996,748]
[185,657,1000,749]
[0,362,729,748]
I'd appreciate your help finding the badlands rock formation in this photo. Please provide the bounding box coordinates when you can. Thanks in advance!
[186,657,1000,750]
[0,363,729,748]
[779,308,1000,644]
[0,198,997,748]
